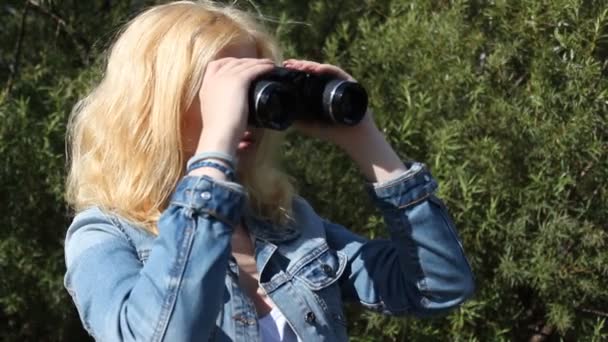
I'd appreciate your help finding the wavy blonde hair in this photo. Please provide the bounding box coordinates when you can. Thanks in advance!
[66,0,295,234]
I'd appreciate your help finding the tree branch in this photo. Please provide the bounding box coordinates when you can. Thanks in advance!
[315,0,348,61]
[26,0,90,65]
[5,1,30,95]
[578,307,608,318]
[241,0,310,26]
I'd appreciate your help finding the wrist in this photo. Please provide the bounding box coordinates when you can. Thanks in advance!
[187,152,237,170]
[337,123,383,154]
[196,132,240,156]
[340,128,408,182]
[188,167,227,179]
[187,160,235,180]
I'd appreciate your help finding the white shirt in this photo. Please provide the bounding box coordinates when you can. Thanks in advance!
[258,307,300,342]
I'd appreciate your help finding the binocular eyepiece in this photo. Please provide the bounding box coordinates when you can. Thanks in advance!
[248,67,368,130]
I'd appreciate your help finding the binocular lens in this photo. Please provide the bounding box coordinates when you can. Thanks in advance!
[324,80,368,126]
[250,81,295,131]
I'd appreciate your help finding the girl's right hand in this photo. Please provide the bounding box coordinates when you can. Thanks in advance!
[196,57,275,155]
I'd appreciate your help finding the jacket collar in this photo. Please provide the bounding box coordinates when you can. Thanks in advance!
[243,213,301,277]
[243,212,301,244]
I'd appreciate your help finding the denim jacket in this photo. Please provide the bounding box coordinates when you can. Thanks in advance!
[64,162,475,341]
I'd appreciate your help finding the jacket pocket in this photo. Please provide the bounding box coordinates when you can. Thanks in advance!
[293,248,347,290]
[292,248,349,334]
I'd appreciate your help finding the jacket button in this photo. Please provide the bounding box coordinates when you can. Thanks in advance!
[200,191,211,200]
[305,311,316,324]
[321,264,335,277]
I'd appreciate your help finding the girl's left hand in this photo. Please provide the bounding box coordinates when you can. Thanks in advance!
[282,59,382,150]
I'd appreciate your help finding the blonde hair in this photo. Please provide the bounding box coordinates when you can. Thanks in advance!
[66,0,296,234]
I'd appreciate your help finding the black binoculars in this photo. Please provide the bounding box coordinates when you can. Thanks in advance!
[248,67,368,130]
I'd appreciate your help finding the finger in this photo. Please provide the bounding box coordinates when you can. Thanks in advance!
[210,57,266,75]
[240,62,276,82]
[206,57,238,74]
[296,62,342,75]
[283,59,321,71]
[215,57,257,73]
[283,59,352,78]
[288,61,354,82]
[215,58,271,77]
[282,58,299,67]
[229,58,274,74]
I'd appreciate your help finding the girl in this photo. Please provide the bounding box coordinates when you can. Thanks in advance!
[64,1,474,341]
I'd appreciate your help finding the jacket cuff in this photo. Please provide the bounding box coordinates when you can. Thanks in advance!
[169,175,246,226]
[366,162,438,210]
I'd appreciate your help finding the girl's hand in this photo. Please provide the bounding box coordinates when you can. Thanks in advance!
[283,59,408,183]
[282,59,380,150]
[196,57,275,155]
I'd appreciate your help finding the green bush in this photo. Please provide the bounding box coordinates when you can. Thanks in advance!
[271,0,608,340]
[1,0,606,340]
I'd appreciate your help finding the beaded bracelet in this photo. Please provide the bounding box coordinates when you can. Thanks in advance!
[187,151,236,170]
[187,160,236,181]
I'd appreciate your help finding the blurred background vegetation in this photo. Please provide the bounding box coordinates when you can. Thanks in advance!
[1,0,607,340]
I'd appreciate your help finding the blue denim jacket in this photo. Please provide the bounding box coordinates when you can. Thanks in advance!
[64,162,474,341]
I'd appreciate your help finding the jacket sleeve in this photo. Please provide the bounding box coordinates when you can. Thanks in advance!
[324,162,475,316]
[64,176,245,341]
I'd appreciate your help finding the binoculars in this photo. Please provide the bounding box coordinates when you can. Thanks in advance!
[248,67,368,130]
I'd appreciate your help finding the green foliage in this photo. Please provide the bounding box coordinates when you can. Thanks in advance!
[261,0,608,339]
[1,0,607,340]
